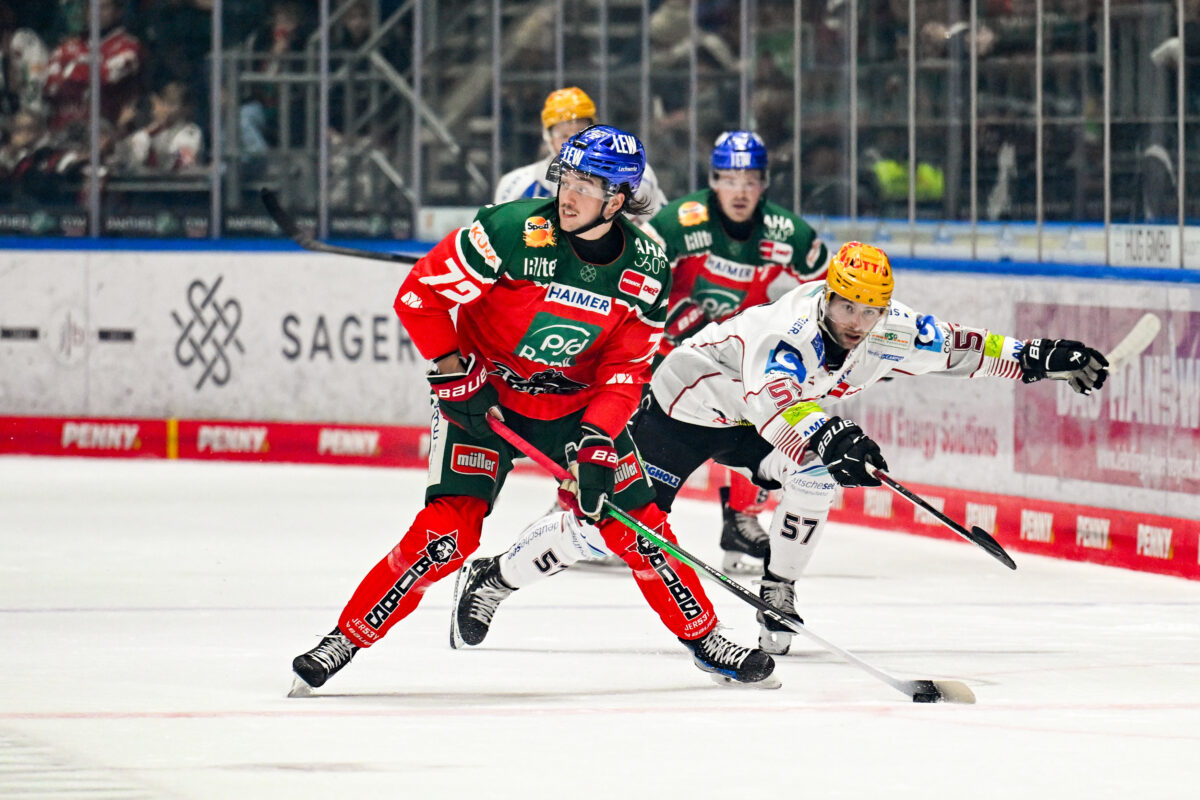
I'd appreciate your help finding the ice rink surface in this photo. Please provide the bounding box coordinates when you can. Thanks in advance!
[2,456,1198,799]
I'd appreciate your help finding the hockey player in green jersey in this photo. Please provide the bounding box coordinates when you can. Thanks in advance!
[643,130,831,573]
[290,124,778,694]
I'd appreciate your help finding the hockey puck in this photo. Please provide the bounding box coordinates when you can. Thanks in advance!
[912,692,940,703]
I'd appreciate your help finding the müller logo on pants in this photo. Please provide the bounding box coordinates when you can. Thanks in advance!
[451,444,499,478]
[614,452,644,492]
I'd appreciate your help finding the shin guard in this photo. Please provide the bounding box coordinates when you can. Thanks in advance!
[339,496,486,648]
[598,503,717,640]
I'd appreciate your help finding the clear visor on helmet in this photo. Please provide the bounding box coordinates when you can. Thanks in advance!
[709,169,768,191]
[546,159,615,201]
[824,292,888,327]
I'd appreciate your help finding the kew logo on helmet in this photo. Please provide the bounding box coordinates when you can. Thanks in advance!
[562,147,584,167]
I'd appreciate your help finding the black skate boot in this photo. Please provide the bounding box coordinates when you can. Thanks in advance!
[450,556,516,649]
[289,627,359,696]
[755,570,801,655]
[679,629,780,689]
[718,486,769,574]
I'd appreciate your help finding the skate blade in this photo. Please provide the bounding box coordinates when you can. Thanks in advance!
[708,672,783,690]
[449,564,470,650]
[287,675,315,698]
[759,640,792,657]
[721,552,764,575]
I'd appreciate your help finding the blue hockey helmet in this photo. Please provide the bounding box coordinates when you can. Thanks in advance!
[547,124,646,197]
[711,130,768,172]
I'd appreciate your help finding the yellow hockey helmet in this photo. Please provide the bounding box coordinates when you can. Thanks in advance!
[541,87,597,130]
[825,241,894,308]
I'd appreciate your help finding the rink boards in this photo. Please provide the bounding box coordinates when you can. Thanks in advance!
[1,247,1197,579]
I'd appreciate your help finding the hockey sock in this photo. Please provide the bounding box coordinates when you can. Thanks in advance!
[598,503,717,640]
[728,470,770,516]
[338,496,487,648]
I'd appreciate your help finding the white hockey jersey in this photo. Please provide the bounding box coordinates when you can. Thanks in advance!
[494,156,669,224]
[650,280,1025,467]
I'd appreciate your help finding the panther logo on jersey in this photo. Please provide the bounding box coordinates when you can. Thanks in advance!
[523,216,557,248]
[491,359,589,395]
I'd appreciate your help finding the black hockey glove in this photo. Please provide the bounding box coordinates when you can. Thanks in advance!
[427,353,501,438]
[1018,338,1109,395]
[563,424,618,522]
[812,416,887,488]
[663,297,710,347]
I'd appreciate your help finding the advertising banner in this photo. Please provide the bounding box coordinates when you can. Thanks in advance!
[1015,303,1200,494]
[0,250,433,425]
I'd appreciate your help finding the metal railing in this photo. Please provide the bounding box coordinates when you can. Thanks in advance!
[1,0,1195,269]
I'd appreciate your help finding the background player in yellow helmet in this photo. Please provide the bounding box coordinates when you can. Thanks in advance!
[494,86,667,225]
[458,241,1108,659]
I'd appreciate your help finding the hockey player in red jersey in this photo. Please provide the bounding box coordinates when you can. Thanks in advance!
[290,125,778,694]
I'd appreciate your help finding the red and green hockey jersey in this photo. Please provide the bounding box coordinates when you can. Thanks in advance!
[394,198,671,437]
[646,189,829,329]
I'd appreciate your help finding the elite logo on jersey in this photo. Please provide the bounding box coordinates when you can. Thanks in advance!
[523,216,556,248]
[678,201,708,227]
[451,444,499,478]
[759,239,794,264]
[515,312,602,367]
[546,283,612,315]
[618,270,663,304]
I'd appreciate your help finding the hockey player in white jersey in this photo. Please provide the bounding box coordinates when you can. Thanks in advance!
[494,86,667,225]
[452,241,1108,656]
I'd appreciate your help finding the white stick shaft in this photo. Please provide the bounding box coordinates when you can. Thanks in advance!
[1106,313,1161,373]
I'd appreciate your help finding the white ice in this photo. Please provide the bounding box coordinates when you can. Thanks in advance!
[2,456,1198,799]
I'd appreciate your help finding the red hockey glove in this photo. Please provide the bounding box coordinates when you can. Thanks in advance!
[427,353,502,438]
[562,424,618,522]
[1018,338,1108,395]
[812,416,887,488]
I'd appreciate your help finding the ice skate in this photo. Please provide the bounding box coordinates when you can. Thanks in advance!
[450,556,516,649]
[679,629,780,689]
[755,571,801,655]
[289,627,359,696]
[718,486,768,574]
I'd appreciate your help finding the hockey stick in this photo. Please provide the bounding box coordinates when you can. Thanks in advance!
[868,469,1017,571]
[260,188,419,266]
[487,416,976,705]
[1105,312,1161,372]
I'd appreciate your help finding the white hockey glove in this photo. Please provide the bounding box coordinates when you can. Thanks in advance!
[1018,338,1108,395]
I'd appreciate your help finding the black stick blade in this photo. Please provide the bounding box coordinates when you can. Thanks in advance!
[970,526,1018,570]
[910,679,976,704]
